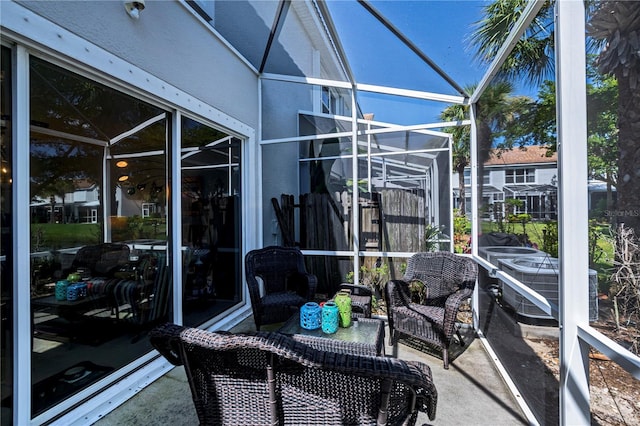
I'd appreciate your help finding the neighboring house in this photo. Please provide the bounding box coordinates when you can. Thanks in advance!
[30,179,100,224]
[453,145,616,221]
[453,145,559,220]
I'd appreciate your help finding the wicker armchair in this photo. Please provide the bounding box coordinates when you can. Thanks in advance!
[150,323,438,425]
[385,252,478,369]
[245,246,317,330]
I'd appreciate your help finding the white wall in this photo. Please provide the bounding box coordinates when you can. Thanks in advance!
[12,0,260,129]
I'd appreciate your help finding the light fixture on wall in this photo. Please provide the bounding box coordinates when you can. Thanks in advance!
[116,160,129,168]
[118,174,130,182]
[124,0,145,19]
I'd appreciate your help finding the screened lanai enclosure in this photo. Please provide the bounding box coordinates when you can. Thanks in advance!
[1,1,639,425]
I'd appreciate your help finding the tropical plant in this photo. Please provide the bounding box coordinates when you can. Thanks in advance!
[440,100,471,214]
[469,0,554,87]
[345,262,390,294]
[424,223,444,252]
[440,81,531,209]
[587,1,640,234]
[471,0,640,238]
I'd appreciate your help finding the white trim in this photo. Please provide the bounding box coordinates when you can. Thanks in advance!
[172,111,183,325]
[577,326,640,379]
[477,331,541,426]
[261,72,353,89]
[556,1,590,424]
[12,42,32,426]
[261,72,467,104]
[356,83,467,105]
[47,357,171,426]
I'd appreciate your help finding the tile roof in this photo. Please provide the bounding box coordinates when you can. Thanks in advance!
[485,145,557,166]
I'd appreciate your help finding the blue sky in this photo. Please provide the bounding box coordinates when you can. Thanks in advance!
[326,1,537,125]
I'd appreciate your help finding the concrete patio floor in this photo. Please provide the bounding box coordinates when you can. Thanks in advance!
[94,317,529,425]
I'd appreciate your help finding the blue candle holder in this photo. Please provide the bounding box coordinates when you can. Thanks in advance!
[321,301,339,334]
[300,302,321,330]
[55,280,69,301]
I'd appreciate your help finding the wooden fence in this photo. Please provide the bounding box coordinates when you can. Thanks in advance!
[272,189,427,293]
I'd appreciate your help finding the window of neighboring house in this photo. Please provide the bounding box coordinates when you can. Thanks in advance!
[142,203,155,218]
[493,192,504,202]
[505,168,535,184]
[464,169,490,185]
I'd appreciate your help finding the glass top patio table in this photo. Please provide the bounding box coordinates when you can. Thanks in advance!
[278,314,385,356]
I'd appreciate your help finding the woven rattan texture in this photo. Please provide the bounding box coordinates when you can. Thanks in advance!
[149,323,437,425]
[385,252,477,369]
[245,246,318,330]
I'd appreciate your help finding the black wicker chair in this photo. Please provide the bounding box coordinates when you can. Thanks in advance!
[150,323,438,425]
[245,246,317,330]
[385,252,478,369]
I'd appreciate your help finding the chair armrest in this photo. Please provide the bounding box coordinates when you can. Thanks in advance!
[443,288,474,335]
[338,283,373,297]
[287,272,317,300]
[404,360,439,420]
[149,323,185,366]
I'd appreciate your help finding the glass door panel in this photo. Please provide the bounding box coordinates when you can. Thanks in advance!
[181,116,242,327]
[29,56,171,417]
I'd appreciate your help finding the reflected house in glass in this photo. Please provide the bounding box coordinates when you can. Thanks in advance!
[1,1,638,426]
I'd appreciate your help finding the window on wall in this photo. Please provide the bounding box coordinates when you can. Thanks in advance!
[321,86,350,116]
[29,56,172,418]
[464,169,490,185]
[505,168,535,184]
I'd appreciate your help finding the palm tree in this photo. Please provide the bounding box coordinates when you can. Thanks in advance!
[442,82,530,215]
[587,1,640,232]
[440,102,470,214]
[468,0,554,86]
[470,0,640,234]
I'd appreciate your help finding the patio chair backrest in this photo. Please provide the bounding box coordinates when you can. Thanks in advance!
[245,246,309,294]
[150,323,438,425]
[403,251,477,300]
[71,243,130,277]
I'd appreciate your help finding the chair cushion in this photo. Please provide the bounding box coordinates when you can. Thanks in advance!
[395,304,445,325]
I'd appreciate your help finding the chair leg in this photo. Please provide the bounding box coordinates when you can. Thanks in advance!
[456,327,466,347]
[443,347,449,369]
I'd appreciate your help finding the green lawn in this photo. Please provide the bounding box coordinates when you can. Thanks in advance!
[31,219,167,251]
[31,223,101,250]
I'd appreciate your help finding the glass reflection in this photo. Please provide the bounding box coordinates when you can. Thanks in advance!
[29,57,171,417]
[470,4,560,423]
[181,117,242,327]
